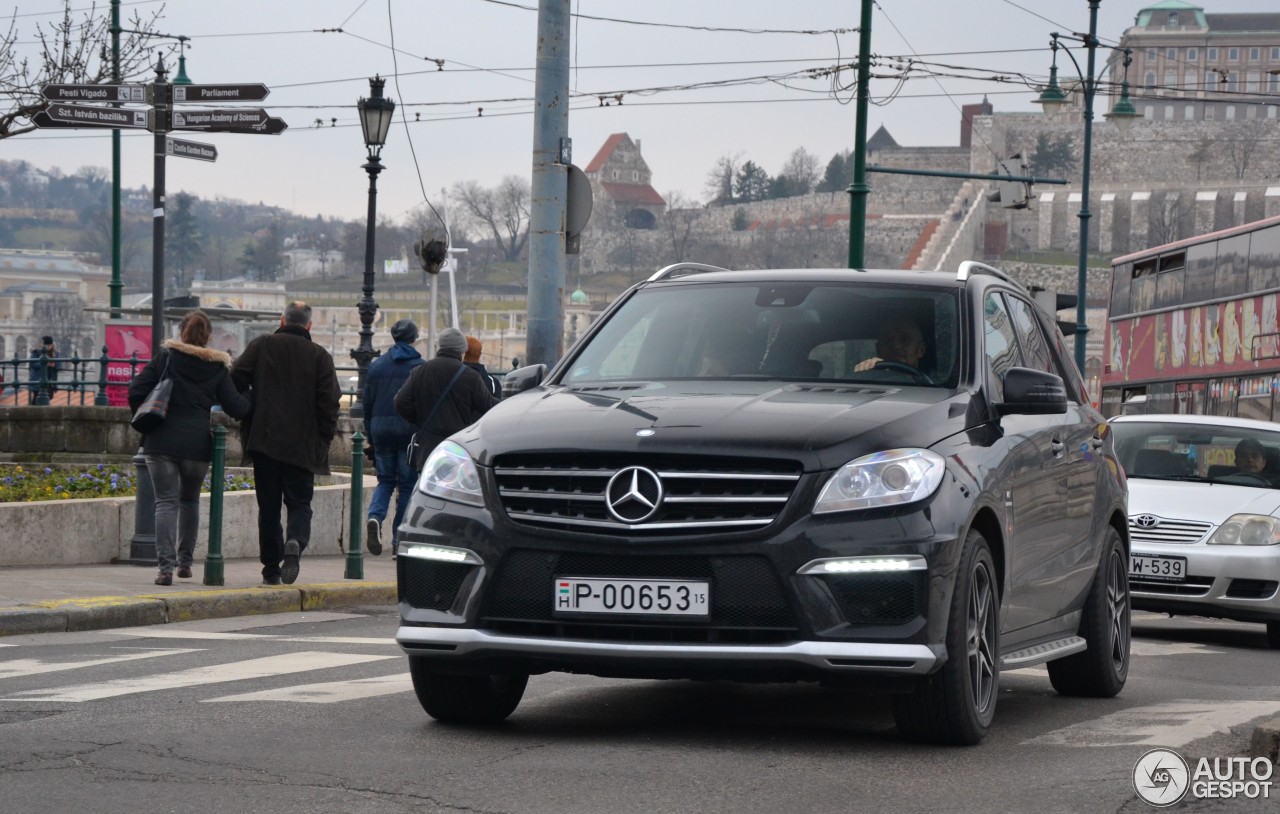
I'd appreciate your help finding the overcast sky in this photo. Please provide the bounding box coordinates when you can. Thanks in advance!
[9,0,1277,227]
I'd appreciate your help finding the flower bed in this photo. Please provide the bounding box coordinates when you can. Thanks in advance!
[0,464,254,503]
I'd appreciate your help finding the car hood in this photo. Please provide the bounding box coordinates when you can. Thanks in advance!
[464,382,968,471]
[1126,479,1280,522]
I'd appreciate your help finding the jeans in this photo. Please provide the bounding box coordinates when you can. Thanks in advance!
[252,454,315,579]
[144,454,210,574]
[369,445,416,547]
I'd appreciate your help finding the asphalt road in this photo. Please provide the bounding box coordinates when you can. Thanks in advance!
[0,609,1275,814]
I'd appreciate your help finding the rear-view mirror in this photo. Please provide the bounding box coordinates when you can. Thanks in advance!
[503,364,547,398]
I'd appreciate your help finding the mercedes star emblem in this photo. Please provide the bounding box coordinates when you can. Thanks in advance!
[605,466,664,524]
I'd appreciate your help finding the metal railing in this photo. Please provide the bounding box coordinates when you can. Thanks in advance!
[0,348,363,412]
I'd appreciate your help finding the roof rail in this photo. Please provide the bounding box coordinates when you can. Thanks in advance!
[956,260,1018,287]
[648,262,730,282]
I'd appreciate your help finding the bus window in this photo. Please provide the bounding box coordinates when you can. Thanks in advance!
[1156,253,1185,308]
[1132,258,1158,311]
[1185,241,1217,302]
[1248,224,1280,291]
[1215,234,1249,298]
[1110,262,1132,316]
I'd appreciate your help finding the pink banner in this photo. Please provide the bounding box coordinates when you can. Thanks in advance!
[103,323,152,407]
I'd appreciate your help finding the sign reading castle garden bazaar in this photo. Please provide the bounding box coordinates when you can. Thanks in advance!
[165,137,218,162]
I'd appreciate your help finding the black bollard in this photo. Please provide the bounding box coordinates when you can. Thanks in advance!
[127,447,157,565]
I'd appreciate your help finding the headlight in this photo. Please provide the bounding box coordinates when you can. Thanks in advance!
[813,449,946,514]
[416,440,484,507]
[1207,514,1280,546]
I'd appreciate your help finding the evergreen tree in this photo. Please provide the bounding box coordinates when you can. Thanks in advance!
[1029,133,1075,177]
[165,193,202,289]
[816,151,851,193]
[734,161,771,202]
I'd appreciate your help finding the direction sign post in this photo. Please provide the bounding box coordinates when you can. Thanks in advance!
[41,83,146,103]
[165,137,218,162]
[171,108,287,134]
[171,83,270,103]
[38,103,149,129]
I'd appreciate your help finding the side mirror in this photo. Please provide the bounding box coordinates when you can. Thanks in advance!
[502,363,546,398]
[998,367,1068,415]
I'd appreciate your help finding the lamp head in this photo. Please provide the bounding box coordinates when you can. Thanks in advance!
[358,75,396,156]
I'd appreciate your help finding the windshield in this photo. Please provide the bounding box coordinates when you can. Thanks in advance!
[562,282,960,388]
[1111,420,1280,488]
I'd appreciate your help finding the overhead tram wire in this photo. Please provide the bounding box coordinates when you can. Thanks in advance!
[385,0,446,234]
[474,0,857,36]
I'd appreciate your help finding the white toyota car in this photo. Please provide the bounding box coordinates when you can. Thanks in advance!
[1111,414,1280,648]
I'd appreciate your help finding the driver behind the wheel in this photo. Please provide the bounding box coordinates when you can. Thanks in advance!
[1234,438,1270,477]
[853,314,927,374]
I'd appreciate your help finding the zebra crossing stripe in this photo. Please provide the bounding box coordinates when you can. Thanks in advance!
[0,651,396,702]
[209,673,412,703]
[0,648,202,679]
[1025,700,1280,748]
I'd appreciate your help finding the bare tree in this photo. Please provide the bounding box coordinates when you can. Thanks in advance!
[1187,138,1213,182]
[1227,120,1269,181]
[780,147,821,194]
[703,153,742,204]
[1,2,170,138]
[452,176,530,264]
[662,191,703,263]
[1149,191,1188,247]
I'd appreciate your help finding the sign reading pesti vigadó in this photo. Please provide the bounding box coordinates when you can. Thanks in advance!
[41,83,146,103]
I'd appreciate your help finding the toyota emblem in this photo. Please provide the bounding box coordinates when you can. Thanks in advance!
[605,466,664,524]
[1133,514,1161,528]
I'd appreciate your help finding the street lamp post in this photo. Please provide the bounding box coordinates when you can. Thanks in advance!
[1035,1,1138,374]
[349,76,395,419]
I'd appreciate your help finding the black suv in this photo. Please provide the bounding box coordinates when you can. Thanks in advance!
[394,261,1130,744]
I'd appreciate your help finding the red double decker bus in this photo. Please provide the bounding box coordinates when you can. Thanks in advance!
[1101,214,1280,419]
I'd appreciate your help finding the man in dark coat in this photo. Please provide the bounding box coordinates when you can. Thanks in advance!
[395,327,495,472]
[231,301,341,585]
[362,318,425,557]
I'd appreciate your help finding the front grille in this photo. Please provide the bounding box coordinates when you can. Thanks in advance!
[1226,579,1279,600]
[1131,576,1214,596]
[479,549,798,643]
[494,453,801,535]
[1128,516,1212,545]
[821,572,926,626]
[401,558,472,611]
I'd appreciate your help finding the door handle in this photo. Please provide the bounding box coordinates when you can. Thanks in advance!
[1091,435,1104,449]
[1050,439,1065,456]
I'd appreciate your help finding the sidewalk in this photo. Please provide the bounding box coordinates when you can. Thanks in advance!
[0,554,397,637]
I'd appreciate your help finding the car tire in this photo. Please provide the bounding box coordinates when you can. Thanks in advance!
[892,529,999,746]
[1047,526,1130,697]
[1267,622,1280,649]
[409,657,528,723]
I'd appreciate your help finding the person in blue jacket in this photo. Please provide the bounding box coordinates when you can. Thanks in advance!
[363,319,425,557]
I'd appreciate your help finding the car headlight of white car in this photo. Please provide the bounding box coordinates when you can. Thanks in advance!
[813,448,945,514]
[1207,513,1280,546]
[416,440,484,506]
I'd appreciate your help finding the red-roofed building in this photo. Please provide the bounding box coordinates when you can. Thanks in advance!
[584,133,666,230]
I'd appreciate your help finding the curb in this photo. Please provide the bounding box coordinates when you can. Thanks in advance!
[1252,717,1280,767]
[0,581,396,637]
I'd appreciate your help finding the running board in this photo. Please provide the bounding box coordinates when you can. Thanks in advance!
[1000,636,1087,669]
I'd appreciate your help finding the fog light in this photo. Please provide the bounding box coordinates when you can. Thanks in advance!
[400,544,482,564]
[798,555,926,575]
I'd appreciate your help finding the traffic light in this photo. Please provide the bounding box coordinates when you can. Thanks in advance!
[1030,286,1078,336]
[986,153,1032,209]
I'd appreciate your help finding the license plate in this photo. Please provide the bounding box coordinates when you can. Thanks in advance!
[1129,554,1186,582]
[554,577,710,617]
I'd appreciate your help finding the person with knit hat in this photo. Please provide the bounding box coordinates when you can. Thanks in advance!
[361,318,426,557]
[395,327,496,472]
[463,334,503,401]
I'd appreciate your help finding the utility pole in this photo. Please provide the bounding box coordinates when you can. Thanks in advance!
[110,0,122,317]
[526,0,570,367]
[847,0,873,269]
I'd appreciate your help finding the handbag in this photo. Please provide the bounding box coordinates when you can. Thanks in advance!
[406,364,469,466]
[130,354,173,434]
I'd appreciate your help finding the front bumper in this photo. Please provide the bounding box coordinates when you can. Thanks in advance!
[1130,541,1280,624]
[397,625,943,675]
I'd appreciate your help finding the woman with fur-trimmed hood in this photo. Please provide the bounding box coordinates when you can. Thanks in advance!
[128,310,253,586]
